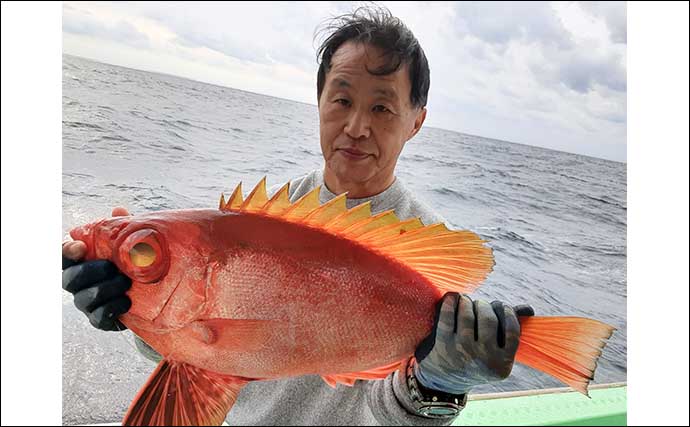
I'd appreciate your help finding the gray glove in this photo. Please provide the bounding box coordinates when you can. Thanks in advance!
[62,254,131,331]
[413,293,534,394]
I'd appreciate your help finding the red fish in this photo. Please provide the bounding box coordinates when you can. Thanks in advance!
[69,177,615,426]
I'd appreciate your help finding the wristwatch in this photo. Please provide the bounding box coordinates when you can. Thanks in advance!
[405,359,467,419]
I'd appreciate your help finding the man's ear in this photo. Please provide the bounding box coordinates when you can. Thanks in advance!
[407,107,427,141]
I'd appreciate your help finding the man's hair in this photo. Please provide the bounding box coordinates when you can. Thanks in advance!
[315,6,430,109]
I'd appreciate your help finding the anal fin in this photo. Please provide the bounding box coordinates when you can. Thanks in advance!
[123,359,248,426]
[320,359,407,388]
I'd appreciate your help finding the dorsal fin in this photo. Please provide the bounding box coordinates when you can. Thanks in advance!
[263,183,291,215]
[219,178,494,295]
[341,210,400,238]
[358,218,424,242]
[221,182,243,211]
[304,192,348,226]
[326,201,372,231]
[282,186,321,220]
[240,177,268,212]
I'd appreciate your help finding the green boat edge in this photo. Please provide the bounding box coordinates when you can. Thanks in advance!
[79,382,627,426]
[453,382,627,426]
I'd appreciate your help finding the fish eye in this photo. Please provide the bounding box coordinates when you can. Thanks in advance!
[129,242,156,267]
[118,228,169,283]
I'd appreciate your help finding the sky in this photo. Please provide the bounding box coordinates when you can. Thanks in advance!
[62,1,627,162]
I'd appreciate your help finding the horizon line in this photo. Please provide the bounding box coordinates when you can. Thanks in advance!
[63,52,626,165]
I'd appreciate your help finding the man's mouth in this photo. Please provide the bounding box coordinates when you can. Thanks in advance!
[337,148,371,160]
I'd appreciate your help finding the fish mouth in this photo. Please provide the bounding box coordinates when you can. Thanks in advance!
[69,223,96,258]
[70,218,129,260]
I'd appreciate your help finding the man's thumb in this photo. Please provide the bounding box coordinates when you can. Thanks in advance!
[111,207,130,217]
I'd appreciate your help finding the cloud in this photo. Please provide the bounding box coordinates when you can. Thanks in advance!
[529,45,626,94]
[454,1,574,49]
[63,6,150,49]
[125,2,333,69]
[579,1,627,44]
[559,50,626,93]
[386,1,626,160]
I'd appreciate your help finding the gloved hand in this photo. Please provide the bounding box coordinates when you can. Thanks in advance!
[62,207,132,331]
[413,292,535,395]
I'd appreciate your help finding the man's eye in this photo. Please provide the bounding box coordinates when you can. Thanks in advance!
[373,105,391,113]
[335,99,350,106]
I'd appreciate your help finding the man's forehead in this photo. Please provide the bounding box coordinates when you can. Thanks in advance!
[331,77,398,99]
[328,42,409,97]
[330,41,400,73]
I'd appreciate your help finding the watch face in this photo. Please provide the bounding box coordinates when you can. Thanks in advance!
[420,405,459,418]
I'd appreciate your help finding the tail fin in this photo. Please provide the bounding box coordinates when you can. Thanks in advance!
[516,316,615,396]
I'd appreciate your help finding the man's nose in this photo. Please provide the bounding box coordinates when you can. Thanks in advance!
[344,107,371,140]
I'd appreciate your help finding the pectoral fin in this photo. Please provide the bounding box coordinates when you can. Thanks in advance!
[187,318,284,352]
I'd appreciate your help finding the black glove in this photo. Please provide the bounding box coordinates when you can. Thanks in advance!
[414,293,535,394]
[62,256,132,331]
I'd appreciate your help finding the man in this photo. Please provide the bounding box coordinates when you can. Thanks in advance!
[62,7,532,425]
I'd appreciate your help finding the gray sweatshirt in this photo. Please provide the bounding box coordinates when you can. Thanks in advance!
[135,169,459,426]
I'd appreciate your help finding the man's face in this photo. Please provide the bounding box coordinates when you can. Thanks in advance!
[318,41,426,187]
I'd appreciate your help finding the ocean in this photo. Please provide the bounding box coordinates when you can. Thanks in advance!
[62,54,626,424]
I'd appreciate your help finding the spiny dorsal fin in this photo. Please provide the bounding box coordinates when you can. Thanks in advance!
[218,178,494,295]
[282,186,321,220]
[221,182,243,211]
[240,177,268,212]
[263,183,291,215]
[304,192,348,226]
[325,201,372,231]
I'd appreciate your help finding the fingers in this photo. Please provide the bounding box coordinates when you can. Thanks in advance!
[62,260,119,294]
[514,304,535,317]
[415,292,459,362]
[432,293,460,351]
[416,294,533,367]
[438,292,460,335]
[62,256,78,270]
[475,299,498,346]
[111,207,130,217]
[491,301,506,348]
[456,294,475,342]
[88,296,131,331]
[492,302,527,351]
[73,275,131,313]
[503,306,521,356]
[62,241,87,265]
